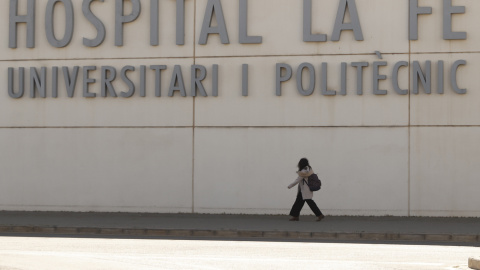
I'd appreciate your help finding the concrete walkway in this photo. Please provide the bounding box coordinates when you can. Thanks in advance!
[0,212,480,245]
[0,211,479,244]
[2,211,479,269]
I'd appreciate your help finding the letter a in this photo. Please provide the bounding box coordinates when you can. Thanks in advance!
[199,0,230,44]
[332,0,364,41]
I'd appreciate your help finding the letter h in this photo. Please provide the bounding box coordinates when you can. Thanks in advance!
[9,0,35,48]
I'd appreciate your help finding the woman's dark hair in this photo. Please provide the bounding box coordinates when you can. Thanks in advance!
[297,158,311,171]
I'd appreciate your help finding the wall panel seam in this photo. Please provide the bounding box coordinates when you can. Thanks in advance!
[3,51,479,63]
[2,126,480,129]
[408,29,412,217]
[192,0,197,214]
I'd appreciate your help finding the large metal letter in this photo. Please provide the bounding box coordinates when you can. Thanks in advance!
[83,66,97,97]
[340,62,347,95]
[409,0,432,40]
[83,0,106,47]
[413,61,431,94]
[451,60,466,94]
[120,66,135,98]
[212,64,219,96]
[63,66,79,98]
[191,65,208,97]
[392,61,408,95]
[46,0,74,48]
[199,0,229,44]
[321,63,336,96]
[140,65,146,97]
[30,67,47,98]
[115,0,141,46]
[303,0,326,42]
[169,65,187,97]
[8,67,25,98]
[373,62,387,95]
[177,0,185,45]
[101,66,118,97]
[332,0,363,41]
[52,66,59,98]
[276,63,292,96]
[239,0,262,44]
[150,0,184,45]
[150,0,159,46]
[150,65,166,97]
[443,0,466,40]
[437,60,444,94]
[296,63,315,96]
[9,0,35,48]
[351,62,368,95]
[242,64,249,96]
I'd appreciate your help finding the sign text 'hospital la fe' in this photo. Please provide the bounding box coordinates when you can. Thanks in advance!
[5,0,470,99]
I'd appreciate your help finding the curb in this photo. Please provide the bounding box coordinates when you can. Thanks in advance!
[470,257,480,270]
[0,226,479,243]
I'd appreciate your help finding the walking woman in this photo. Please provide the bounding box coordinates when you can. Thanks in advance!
[288,158,325,221]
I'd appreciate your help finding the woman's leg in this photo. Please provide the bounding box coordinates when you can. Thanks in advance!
[305,199,323,217]
[289,192,305,217]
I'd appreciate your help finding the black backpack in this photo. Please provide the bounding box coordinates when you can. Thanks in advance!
[303,174,322,191]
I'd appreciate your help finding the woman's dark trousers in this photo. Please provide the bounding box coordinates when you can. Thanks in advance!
[289,191,323,217]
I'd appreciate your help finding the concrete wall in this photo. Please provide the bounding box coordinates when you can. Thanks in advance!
[1,0,479,217]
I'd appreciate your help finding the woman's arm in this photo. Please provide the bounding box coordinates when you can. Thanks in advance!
[288,176,303,189]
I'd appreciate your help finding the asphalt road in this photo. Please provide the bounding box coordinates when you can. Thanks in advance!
[0,236,477,270]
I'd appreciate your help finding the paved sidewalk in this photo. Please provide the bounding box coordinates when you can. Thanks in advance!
[0,211,479,244]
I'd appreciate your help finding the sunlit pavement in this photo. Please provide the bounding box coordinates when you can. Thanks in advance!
[0,236,478,270]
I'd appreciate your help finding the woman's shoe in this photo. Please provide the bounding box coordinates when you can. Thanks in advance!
[289,216,299,221]
[316,215,325,222]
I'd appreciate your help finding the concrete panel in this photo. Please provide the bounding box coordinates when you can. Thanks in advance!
[194,55,409,127]
[195,0,408,57]
[194,127,408,216]
[0,128,193,212]
[410,127,480,217]
[411,0,479,53]
[0,0,194,60]
[410,53,477,126]
[0,58,195,127]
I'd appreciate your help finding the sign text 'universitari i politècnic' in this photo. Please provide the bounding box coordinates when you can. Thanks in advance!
[5,0,470,99]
